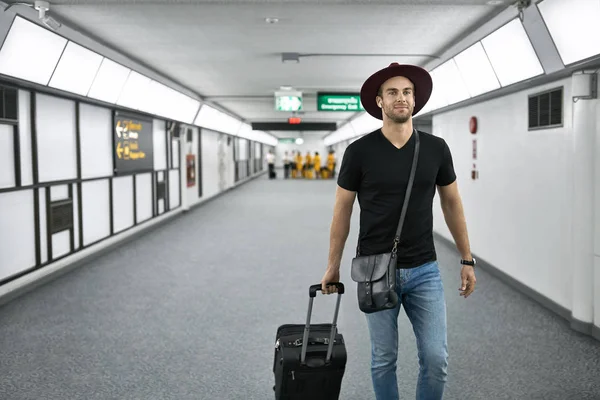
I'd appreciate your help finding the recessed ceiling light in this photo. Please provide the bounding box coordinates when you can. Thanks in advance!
[265,17,279,24]
[486,0,504,4]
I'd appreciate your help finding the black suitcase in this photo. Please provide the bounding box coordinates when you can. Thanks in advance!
[273,282,347,400]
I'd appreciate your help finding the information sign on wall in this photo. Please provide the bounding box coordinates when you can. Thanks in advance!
[113,111,154,174]
[317,93,364,112]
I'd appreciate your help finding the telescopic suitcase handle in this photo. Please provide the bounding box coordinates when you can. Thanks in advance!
[301,282,345,365]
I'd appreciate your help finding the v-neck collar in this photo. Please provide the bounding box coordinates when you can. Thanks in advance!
[379,128,415,151]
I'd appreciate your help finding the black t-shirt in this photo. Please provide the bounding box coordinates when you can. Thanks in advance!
[337,129,456,269]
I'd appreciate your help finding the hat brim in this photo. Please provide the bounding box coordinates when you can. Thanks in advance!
[360,64,433,120]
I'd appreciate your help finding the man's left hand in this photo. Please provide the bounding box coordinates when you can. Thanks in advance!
[459,265,476,298]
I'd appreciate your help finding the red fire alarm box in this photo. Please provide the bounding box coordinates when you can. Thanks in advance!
[186,154,196,187]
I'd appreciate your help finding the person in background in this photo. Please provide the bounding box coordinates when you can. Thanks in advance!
[313,151,322,179]
[304,151,313,179]
[295,151,303,179]
[290,151,298,178]
[266,149,275,179]
[326,150,336,179]
[283,151,291,179]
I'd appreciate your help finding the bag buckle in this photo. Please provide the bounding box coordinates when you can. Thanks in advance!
[392,238,399,255]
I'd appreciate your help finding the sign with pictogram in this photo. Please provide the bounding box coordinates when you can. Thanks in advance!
[113,111,154,174]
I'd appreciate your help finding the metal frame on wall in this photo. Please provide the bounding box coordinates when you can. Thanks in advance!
[0,78,182,287]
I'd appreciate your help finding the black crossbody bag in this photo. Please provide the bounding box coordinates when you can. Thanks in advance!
[350,129,420,314]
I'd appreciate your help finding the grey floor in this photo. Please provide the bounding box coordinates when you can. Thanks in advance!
[1,173,600,400]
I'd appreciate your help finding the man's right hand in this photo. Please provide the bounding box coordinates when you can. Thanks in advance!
[321,268,340,295]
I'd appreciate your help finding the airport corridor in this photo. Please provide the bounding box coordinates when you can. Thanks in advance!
[1,175,599,400]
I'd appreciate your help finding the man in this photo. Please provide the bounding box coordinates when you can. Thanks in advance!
[266,149,276,179]
[283,151,291,179]
[320,63,476,400]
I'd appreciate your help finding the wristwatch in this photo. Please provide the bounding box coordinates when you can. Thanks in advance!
[460,258,476,266]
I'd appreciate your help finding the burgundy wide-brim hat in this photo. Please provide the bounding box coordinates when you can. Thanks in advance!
[360,63,433,120]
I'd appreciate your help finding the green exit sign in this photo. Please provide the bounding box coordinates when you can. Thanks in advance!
[317,93,364,112]
[275,91,303,112]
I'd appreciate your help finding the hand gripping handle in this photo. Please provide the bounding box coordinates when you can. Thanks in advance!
[309,282,345,298]
[301,282,344,365]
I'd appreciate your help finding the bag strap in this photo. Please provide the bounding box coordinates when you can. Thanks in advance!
[356,129,420,257]
[391,129,420,255]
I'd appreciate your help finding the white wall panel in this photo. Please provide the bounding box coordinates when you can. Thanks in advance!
[136,173,152,223]
[0,191,36,282]
[153,119,167,171]
[169,169,180,209]
[18,90,33,186]
[157,171,164,214]
[50,185,69,201]
[238,138,248,160]
[39,188,48,265]
[112,176,134,234]
[80,103,113,179]
[255,142,261,159]
[52,231,70,260]
[201,129,220,199]
[82,179,110,246]
[73,184,80,251]
[36,94,77,183]
[431,76,573,310]
[186,129,200,206]
[0,124,15,189]
[172,138,180,168]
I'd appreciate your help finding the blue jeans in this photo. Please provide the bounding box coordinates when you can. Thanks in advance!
[365,261,448,400]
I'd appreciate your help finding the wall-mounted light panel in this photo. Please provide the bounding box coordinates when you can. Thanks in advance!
[453,41,501,97]
[538,0,600,66]
[481,18,544,87]
[49,41,103,96]
[0,16,67,85]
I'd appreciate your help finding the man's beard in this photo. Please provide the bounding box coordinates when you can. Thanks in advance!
[383,104,412,123]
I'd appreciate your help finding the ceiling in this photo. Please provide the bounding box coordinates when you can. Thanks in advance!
[12,0,511,137]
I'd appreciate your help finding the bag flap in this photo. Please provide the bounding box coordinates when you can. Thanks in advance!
[350,253,393,282]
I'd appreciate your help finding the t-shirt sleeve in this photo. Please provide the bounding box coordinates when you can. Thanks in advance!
[337,145,362,192]
[436,140,457,186]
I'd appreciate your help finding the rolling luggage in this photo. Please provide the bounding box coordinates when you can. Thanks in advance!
[273,282,347,400]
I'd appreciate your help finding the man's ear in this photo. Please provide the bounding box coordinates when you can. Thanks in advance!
[376,96,382,108]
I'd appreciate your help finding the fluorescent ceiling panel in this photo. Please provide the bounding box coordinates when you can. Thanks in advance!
[49,41,103,96]
[0,16,67,85]
[140,80,167,116]
[481,18,544,87]
[253,130,278,147]
[453,41,501,97]
[323,123,355,147]
[538,0,600,65]
[117,71,152,111]
[432,59,471,105]
[194,105,241,136]
[87,58,131,104]
[425,68,449,111]
[169,90,201,124]
[350,112,381,135]
[238,123,252,140]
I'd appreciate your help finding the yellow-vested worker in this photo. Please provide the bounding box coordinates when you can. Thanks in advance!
[313,152,322,179]
[326,151,335,179]
[304,152,313,179]
[294,153,303,178]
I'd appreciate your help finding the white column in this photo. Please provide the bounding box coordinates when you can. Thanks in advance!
[572,71,598,331]
[593,72,600,333]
